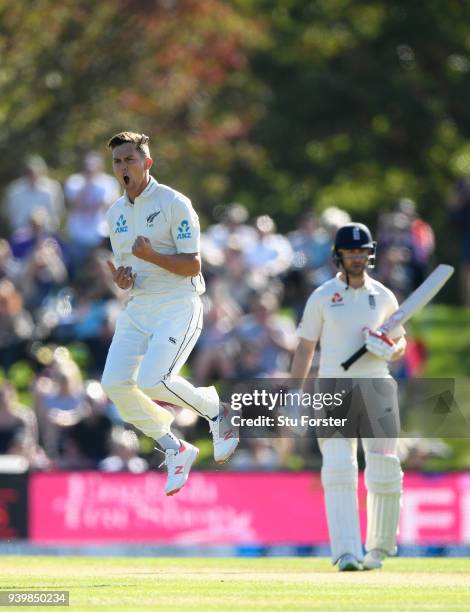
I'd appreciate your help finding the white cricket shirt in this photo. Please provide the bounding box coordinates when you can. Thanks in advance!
[297,273,405,377]
[106,177,205,296]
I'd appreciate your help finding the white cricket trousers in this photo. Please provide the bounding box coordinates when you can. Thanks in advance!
[101,292,219,440]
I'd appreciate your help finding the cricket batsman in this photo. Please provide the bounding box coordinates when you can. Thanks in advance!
[290,223,407,570]
[101,131,238,496]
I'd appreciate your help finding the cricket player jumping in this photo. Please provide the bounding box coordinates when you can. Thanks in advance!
[291,223,406,571]
[101,132,238,496]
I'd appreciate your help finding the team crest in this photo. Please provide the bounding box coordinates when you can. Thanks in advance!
[331,292,343,304]
[146,211,160,227]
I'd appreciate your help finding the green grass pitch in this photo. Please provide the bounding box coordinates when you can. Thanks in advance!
[1,557,469,611]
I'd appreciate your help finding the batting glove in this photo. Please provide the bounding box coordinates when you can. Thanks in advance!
[363,327,396,361]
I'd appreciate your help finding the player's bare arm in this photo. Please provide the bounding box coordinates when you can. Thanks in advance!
[290,338,317,382]
[106,260,136,290]
[131,235,201,276]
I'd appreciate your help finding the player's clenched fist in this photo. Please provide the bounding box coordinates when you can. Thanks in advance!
[132,235,154,261]
[107,261,136,290]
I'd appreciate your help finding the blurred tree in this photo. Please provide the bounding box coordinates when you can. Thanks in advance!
[2,0,470,252]
[230,0,470,244]
[0,0,265,221]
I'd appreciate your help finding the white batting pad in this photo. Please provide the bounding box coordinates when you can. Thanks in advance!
[365,452,403,555]
[320,439,363,563]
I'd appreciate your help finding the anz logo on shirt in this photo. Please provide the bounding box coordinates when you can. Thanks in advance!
[115,214,128,234]
[177,219,192,239]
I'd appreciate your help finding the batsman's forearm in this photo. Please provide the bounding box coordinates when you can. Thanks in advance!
[146,251,201,276]
[291,341,316,382]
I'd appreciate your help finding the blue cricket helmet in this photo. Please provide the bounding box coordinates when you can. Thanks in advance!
[333,223,376,268]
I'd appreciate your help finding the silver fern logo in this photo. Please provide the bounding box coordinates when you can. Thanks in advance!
[146,211,160,227]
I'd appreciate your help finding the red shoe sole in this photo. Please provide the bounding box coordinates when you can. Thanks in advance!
[165,448,199,496]
[215,439,239,464]
[166,486,182,497]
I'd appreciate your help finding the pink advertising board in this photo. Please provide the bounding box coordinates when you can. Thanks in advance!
[29,471,470,545]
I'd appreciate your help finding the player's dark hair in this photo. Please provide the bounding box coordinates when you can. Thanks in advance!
[107,132,150,158]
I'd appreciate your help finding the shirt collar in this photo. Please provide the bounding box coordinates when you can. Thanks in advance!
[335,272,377,293]
[124,176,159,206]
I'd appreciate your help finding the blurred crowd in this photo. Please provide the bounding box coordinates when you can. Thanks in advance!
[0,152,457,473]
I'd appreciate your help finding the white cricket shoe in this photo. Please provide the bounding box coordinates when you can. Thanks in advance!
[209,404,239,464]
[363,549,387,570]
[338,553,362,572]
[159,441,199,496]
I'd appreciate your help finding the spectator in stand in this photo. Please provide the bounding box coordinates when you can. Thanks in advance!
[397,198,435,284]
[391,334,427,379]
[288,212,332,280]
[70,248,123,375]
[0,382,49,469]
[0,280,34,370]
[0,382,32,455]
[376,211,416,301]
[64,151,120,265]
[3,155,65,232]
[57,380,113,470]
[448,176,470,306]
[319,206,352,240]
[376,200,435,301]
[230,439,282,470]
[206,238,274,313]
[33,349,85,459]
[99,427,148,473]
[10,207,68,265]
[245,215,293,278]
[203,202,257,263]
[286,212,334,319]
[0,240,21,284]
[285,205,350,320]
[234,291,297,374]
[233,340,266,379]
[19,238,68,312]
[192,297,236,385]
[398,438,450,471]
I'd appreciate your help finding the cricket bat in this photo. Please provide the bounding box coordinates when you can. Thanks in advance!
[341,264,455,371]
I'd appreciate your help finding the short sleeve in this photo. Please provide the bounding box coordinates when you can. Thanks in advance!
[297,291,323,342]
[171,196,201,254]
